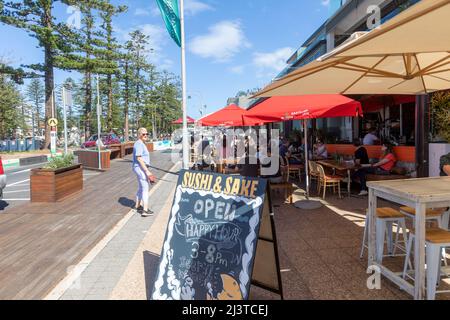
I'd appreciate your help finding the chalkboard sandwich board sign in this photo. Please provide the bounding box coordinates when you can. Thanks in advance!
[152,170,282,300]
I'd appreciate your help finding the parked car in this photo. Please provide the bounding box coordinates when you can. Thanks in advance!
[0,157,6,199]
[81,133,121,149]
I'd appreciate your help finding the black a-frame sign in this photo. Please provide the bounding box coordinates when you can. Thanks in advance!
[152,170,283,300]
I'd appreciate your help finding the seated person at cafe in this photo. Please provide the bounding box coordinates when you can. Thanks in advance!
[363,128,380,145]
[279,139,290,159]
[352,143,397,196]
[353,138,369,166]
[313,138,328,160]
[260,149,285,184]
[441,152,450,176]
[287,136,303,165]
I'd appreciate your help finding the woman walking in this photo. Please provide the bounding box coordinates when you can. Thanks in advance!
[133,128,156,217]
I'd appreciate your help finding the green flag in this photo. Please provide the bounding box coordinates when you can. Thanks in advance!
[155,0,182,47]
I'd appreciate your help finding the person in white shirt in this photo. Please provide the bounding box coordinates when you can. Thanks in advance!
[363,128,380,145]
[313,138,328,160]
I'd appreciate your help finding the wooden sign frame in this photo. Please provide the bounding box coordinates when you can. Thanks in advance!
[250,186,284,299]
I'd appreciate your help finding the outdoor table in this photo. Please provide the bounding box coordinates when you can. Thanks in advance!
[316,160,358,197]
[367,177,450,300]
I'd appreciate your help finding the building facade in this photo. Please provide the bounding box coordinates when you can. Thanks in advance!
[275,0,421,145]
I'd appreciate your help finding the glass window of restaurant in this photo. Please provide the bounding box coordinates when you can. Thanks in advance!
[281,103,417,146]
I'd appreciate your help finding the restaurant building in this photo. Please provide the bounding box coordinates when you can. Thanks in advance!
[266,0,446,177]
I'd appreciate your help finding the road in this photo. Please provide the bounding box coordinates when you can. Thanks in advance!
[1,162,101,211]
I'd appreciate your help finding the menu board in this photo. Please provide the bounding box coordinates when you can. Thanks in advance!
[152,170,269,300]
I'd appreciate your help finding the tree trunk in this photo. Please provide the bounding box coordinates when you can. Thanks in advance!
[85,71,92,139]
[35,97,41,135]
[124,61,129,141]
[107,74,113,132]
[43,5,54,150]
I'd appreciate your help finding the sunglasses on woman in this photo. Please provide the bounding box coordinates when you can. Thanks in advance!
[142,133,149,136]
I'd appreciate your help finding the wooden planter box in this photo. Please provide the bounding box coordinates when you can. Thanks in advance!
[31,164,83,202]
[76,150,111,170]
[146,143,154,152]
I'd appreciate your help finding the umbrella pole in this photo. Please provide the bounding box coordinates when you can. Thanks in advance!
[294,119,323,210]
[304,120,310,199]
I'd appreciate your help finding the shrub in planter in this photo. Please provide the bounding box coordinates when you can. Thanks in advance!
[31,154,83,202]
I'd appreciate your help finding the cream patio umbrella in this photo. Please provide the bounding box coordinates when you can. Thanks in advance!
[251,0,450,301]
[255,0,450,97]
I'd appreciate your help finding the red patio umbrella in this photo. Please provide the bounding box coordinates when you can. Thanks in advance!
[243,95,362,201]
[359,95,415,113]
[172,116,196,125]
[244,95,362,124]
[198,104,253,127]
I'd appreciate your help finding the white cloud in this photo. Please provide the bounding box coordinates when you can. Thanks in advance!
[149,0,212,18]
[134,8,151,16]
[229,65,245,74]
[185,0,213,16]
[117,24,173,70]
[137,24,166,52]
[189,21,250,62]
[160,59,174,70]
[252,47,294,73]
[150,6,162,17]
[321,0,331,6]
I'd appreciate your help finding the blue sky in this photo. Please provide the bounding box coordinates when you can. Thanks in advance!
[0,0,332,119]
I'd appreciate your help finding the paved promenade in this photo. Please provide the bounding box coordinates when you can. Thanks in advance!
[57,162,180,300]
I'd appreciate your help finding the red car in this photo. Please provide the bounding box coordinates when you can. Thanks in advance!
[0,157,5,198]
[81,133,121,149]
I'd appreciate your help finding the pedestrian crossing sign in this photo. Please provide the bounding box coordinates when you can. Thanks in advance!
[48,118,58,127]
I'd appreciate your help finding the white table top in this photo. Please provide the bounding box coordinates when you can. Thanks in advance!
[367,177,450,203]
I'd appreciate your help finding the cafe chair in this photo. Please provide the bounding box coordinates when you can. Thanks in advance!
[190,148,197,165]
[308,160,320,193]
[317,164,343,199]
[402,228,450,300]
[285,156,304,183]
[269,157,294,204]
[360,207,409,262]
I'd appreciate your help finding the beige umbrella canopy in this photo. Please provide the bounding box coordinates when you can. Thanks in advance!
[255,0,450,97]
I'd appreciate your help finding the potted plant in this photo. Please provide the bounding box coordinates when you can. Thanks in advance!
[30,154,83,202]
[429,91,450,177]
[75,148,111,170]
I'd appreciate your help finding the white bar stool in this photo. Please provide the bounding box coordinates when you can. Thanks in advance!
[402,228,450,300]
[360,207,409,262]
[399,206,445,229]
[401,206,449,267]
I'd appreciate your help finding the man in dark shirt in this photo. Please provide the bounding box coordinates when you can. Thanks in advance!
[279,139,290,159]
[353,138,369,165]
[440,152,450,176]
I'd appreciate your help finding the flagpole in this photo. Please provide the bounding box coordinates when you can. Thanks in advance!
[180,0,189,169]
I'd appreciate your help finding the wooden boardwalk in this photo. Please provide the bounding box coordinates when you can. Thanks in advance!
[0,153,176,299]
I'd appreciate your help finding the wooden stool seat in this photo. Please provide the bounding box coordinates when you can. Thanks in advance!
[400,206,444,218]
[376,207,406,219]
[409,228,450,244]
